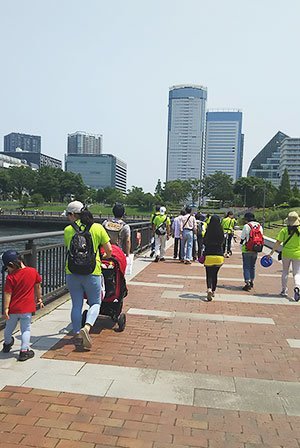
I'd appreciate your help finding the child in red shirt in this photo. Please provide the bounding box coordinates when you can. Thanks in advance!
[2,250,43,362]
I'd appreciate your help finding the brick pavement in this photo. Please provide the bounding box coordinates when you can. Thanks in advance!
[0,386,300,448]
[1,243,300,447]
[44,248,300,382]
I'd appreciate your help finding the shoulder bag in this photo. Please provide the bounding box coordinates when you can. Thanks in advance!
[278,231,295,261]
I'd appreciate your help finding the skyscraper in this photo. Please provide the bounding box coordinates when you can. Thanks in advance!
[247,131,288,187]
[279,137,300,187]
[166,85,207,182]
[4,132,41,153]
[205,110,243,182]
[67,131,103,155]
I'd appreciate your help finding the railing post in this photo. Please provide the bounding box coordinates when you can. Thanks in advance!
[25,240,37,268]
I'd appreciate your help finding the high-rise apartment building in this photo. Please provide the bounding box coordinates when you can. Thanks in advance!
[205,110,243,182]
[68,131,103,155]
[279,137,300,186]
[247,131,288,187]
[4,132,41,153]
[65,154,127,192]
[166,85,207,181]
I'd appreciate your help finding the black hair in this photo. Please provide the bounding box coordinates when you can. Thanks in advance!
[79,208,94,226]
[195,212,201,220]
[155,205,161,212]
[113,203,125,218]
[227,211,234,217]
[204,214,224,245]
[185,206,192,214]
[180,209,186,216]
[244,212,255,222]
[288,225,300,236]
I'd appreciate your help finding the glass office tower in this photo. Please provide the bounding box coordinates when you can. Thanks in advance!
[205,110,243,182]
[166,85,207,181]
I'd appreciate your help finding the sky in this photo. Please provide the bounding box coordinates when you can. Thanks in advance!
[0,0,299,192]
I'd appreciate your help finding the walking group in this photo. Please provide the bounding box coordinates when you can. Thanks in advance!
[151,205,300,303]
[1,201,131,361]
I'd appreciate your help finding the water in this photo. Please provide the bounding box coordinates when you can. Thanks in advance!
[0,224,63,253]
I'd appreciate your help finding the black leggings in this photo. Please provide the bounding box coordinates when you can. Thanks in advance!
[205,266,221,291]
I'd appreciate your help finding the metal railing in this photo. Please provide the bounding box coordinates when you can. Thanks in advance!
[0,222,152,318]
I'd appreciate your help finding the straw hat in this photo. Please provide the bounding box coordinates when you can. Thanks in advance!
[284,211,300,226]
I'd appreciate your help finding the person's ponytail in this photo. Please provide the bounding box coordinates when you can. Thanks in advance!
[80,208,94,226]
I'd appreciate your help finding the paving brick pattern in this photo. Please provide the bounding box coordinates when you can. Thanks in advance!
[0,386,300,448]
[44,249,300,382]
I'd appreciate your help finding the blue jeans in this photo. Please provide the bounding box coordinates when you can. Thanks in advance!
[181,229,194,261]
[4,313,31,351]
[66,274,102,334]
[242,252,257,283]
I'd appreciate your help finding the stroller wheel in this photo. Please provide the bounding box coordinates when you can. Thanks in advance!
[81,310,88,327]
[117,313,126,332]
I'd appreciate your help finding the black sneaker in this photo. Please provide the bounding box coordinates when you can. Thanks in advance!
[18,349,35,362]
[249,281,254,288]
[154,256,159,262]
[2,337,14,353]
[242,283,251,292]
[150,250,155,258]
[160,257,165,261]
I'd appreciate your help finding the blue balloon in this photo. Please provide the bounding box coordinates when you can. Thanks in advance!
[260,255,273,268]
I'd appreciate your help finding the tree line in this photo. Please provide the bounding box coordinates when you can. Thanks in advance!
[0,165,298,210]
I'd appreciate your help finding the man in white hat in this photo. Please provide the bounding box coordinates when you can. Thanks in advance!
[152,206,171,262]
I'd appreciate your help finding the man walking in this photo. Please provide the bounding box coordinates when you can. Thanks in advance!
[172,209,185,259]
[240,212,264,291]
[180,206,197,264]
[152,206,171,262]
[221,211,236,257]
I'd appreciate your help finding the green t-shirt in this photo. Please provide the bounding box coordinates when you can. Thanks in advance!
[221,217,236,234]
[64,220,110,275]
[153,214,171,229]
[276,226,300,259]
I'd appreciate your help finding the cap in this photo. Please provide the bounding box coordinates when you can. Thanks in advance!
[66,201,84,215]
[2,250,20,273]
[160,206,166,215]
[284,211,300,227]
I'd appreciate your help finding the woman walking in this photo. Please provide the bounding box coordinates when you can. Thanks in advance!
[267,211,300,301]
[203,215,224,301]
[64,201,112,348]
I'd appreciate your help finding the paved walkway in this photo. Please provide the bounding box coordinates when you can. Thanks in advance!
[0,241,299,447]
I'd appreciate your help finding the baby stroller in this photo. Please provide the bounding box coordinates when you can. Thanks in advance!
[82,244,128,332]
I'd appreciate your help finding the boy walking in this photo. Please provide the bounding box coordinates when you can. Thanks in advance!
[2,250,43,361]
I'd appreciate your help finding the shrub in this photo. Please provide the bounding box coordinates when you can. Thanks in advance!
[289,197,300,207]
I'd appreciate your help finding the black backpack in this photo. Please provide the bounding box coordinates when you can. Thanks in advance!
[67,222,96,275]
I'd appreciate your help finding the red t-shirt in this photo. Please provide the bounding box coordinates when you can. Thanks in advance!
[4,267,42,314]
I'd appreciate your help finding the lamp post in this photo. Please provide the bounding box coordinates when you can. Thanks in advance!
[262,182,267,228]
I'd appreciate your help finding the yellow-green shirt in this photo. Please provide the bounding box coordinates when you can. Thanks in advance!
[221,217,236,234]
[276,226,300,260]
[64,220,110,275]
[153,214,171,229]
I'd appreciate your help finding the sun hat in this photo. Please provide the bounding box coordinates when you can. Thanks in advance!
[1,250,20,273]
[260,255,273,268]
[66,201,84,215]
[160,206,166,215]
[284,211,300,226]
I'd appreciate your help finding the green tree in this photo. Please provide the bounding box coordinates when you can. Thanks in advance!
[161,180,190,205]
[202,172,234,205]
[58,170,86,202]
[0,169,12,199]
[289,197,300,207]
[9,166,37,199]
[126,186,146,207]
[292,183,299,198]
[276,168,291,204]
[189,178,201,206]
[34,167,60,201]
[154,179,163,197]
[234,177,277,208]
[31,193,44,207]
[19,194,29,208]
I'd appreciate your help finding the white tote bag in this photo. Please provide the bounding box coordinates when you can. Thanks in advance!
[125,254,134,276]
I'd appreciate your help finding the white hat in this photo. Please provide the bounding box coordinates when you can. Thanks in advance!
[160,206,166,215]
[284,211,300,226]
[66,201,84,214]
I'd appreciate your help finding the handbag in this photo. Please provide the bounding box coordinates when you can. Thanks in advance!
[278,231,295,261]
